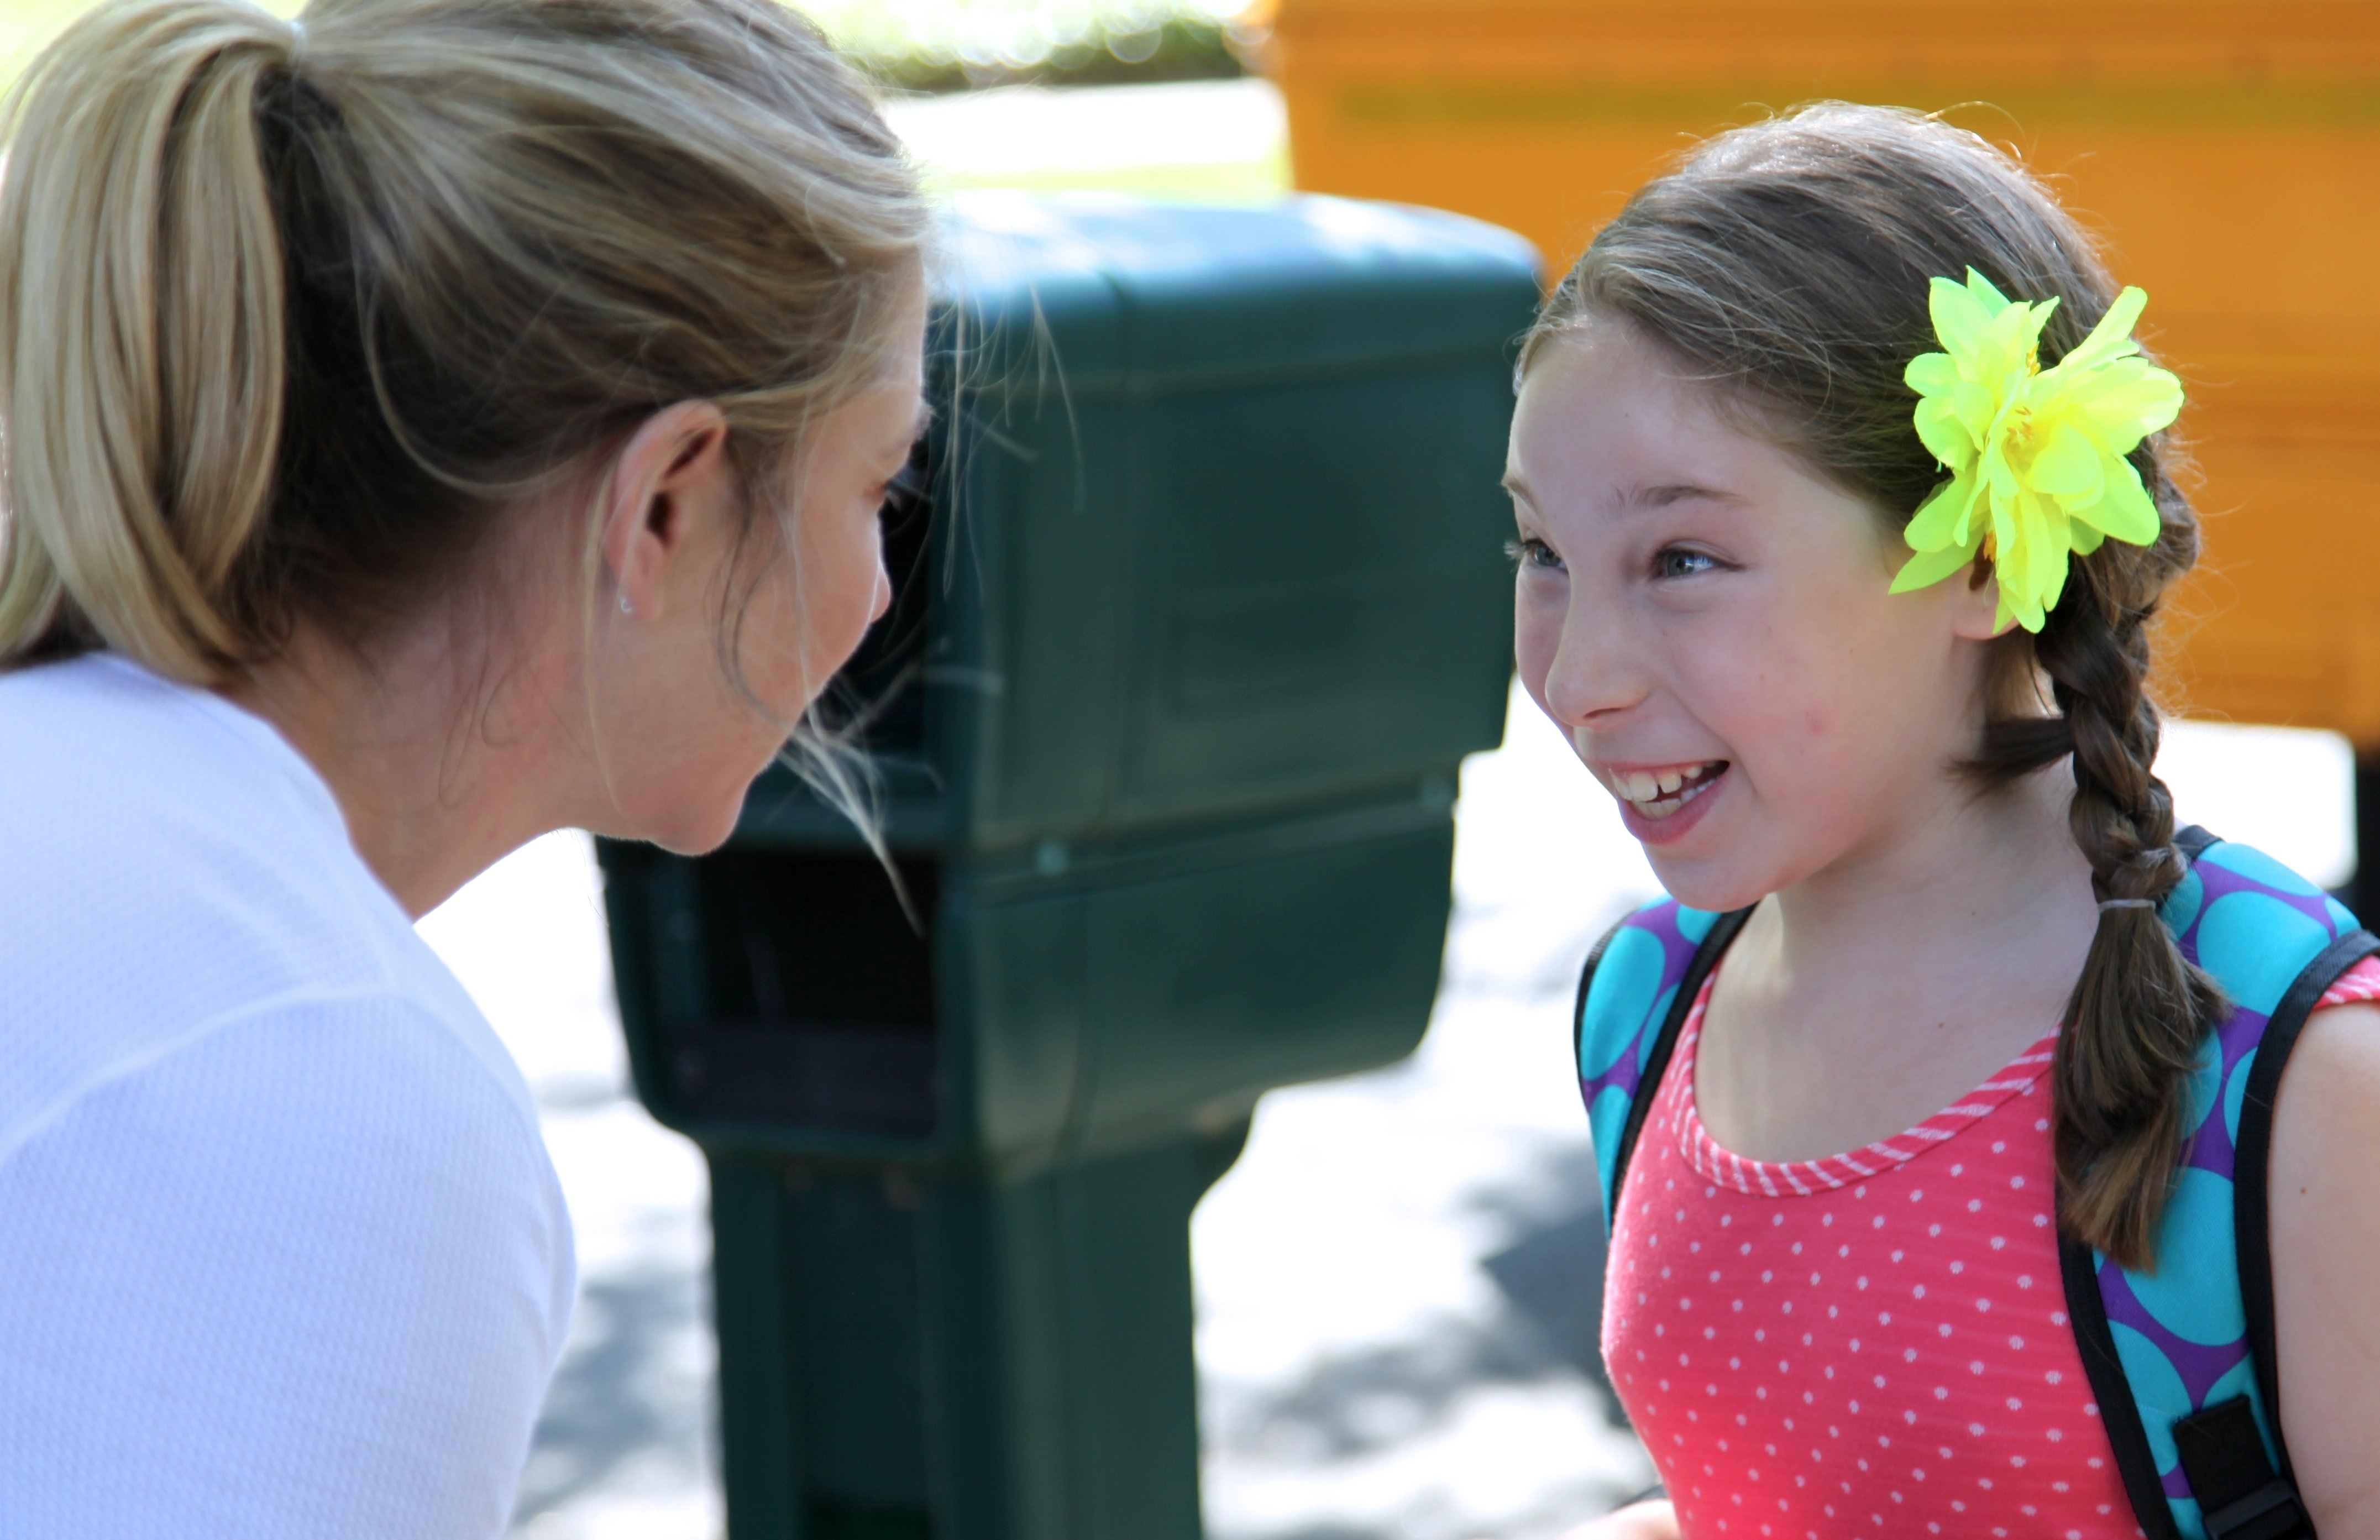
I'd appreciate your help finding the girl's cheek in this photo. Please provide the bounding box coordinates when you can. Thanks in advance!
[1707,652,1866,822]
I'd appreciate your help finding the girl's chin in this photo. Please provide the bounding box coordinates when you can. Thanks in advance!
[1622,778,1780,911]
[1646,859,1773,915]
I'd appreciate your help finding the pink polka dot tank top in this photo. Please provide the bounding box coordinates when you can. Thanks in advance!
[1603,956,2380,1539]
[1605,972,2131,1538]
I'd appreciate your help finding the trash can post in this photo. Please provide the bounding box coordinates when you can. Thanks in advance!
[709,1157,806,1540]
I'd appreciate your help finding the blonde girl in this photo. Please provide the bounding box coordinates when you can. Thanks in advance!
[1511,106,2380,1538]
[0,0,926,1531]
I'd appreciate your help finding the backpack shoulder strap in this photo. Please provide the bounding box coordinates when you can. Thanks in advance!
[1576,898,1752,1234]
[2061,827,2376,1540]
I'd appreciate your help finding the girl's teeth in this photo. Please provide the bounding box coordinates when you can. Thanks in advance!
[1617,764,1713,804]
[1614,762,1724,819]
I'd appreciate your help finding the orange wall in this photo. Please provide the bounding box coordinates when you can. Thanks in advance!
[1269,0,2380,744]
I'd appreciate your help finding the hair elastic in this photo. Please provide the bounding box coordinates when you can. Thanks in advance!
[2099,898,2157,912]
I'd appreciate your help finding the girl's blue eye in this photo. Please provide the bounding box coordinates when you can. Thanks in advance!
[1506,537,1565,573]
[1656,547,1718,580]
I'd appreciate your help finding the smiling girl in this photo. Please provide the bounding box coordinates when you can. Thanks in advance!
[1509,106,2380,1539]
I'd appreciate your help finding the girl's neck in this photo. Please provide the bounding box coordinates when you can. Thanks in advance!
[222,617,579,920]
[1770,763,2096,983]
[1711,757,2101,1065]
[1695,763,2100,1164]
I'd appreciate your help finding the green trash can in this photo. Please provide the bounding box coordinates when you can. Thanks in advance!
[596,192,1540,1540]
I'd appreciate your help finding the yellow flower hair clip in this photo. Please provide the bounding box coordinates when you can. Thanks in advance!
[1888,269,2184,632]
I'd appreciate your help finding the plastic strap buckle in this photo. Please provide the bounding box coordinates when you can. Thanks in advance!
[2202,1480,2314,1540]
[2174,1396,2315,1540]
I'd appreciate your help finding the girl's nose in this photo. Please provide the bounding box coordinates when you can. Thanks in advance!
[1540,596,1650,727]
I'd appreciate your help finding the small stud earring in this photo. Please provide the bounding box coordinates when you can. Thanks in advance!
[618,593,635,617]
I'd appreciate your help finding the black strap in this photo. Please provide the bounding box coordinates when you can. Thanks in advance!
[2059,1228,2186,1539]
[2231,924,2379,1495]
[1602,907,1754,1210]
[2175,1397,2314,1540]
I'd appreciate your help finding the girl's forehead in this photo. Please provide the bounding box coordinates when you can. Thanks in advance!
[1511,331,1780,512]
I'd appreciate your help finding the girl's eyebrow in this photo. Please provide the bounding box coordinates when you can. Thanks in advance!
[1632,481,1747,509]
[1499,473,1747,512]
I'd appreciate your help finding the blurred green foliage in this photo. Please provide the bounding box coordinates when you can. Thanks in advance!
[806,1,1259,93]
[0,0,1260,92]
[0,0,1286,200]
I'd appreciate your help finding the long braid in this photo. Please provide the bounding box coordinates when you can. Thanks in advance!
[2028,468,2225,1268]
[1959,446,2223,1267]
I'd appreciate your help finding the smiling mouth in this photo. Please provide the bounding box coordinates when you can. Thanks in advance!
[1609,761,1728,820]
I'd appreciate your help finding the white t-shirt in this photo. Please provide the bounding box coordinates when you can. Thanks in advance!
[0,654,575,1538]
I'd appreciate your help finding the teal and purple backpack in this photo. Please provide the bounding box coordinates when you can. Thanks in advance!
[1575,828,2374,1540]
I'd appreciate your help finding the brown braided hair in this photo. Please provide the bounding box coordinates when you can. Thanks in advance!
[1524,102,2220,1270]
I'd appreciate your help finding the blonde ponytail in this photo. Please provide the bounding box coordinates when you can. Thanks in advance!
[0,0,295,682]
[0,0,926,686]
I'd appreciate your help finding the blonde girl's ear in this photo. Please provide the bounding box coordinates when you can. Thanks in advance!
[600,402,736,626]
